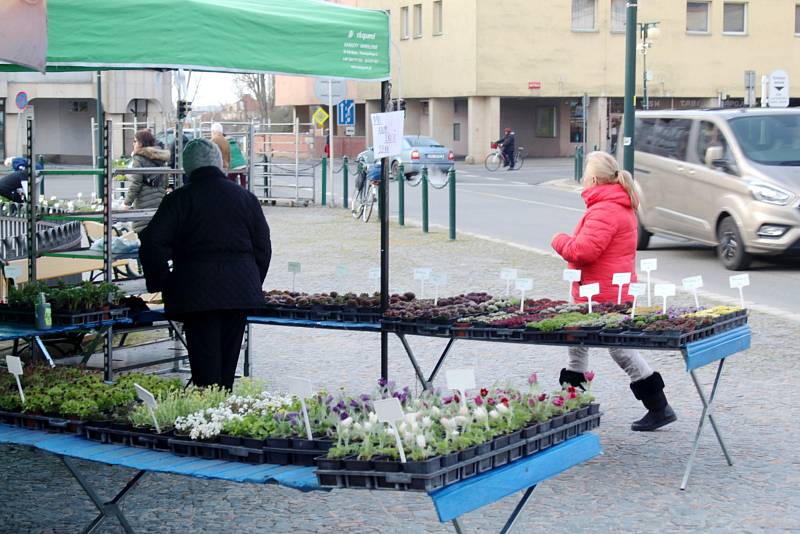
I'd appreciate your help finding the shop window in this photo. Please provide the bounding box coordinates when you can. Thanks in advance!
[723,3,747,34]
[571,0,597,31]
[433,1,443,35]
[453,123,461,142]
[610,0,626,33]
[71,101,88,112]
[401,6,409,39]
[413,4,422,38]
[569,100,585,143]
[535,107,557,138]
[687,2,710,33]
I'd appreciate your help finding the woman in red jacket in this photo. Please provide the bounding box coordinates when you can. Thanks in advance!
[551,151,676,431]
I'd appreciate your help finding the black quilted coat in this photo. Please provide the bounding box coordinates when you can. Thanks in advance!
[139,166,271,319]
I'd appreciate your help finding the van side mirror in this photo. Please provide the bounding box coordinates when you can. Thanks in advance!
[705,146,724,166]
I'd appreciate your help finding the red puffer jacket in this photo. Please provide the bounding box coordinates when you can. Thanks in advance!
[551,183,638,303]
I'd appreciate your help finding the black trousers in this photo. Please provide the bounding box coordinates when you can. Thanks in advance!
[504,149,515,168]
[183,310,247,390]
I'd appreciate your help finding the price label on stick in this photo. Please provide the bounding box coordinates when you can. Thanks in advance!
[500,268,518,296]
[287,377,314,440]
[6,355,24,404]
[431,273,447,306]
[627,283,646,319]
[682,275,704,308]
[373,397,407,464]
[640,258,657,306]
[729,273,750,308]
[134,383,160,434]
[515,278,533,312]
[562,269,581,302]
[612,272,632,305]
[288,261,301,292]
[414,268,432,299]
[579,283,600,313]
[446,368,476,405]
[654,283,676,314]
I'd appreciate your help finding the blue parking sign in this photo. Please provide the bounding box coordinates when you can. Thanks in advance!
[337,99,355,126]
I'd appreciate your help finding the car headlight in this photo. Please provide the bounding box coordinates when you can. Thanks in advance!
[747,182,793,206]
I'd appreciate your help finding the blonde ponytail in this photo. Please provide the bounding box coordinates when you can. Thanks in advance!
[583,151,639,209]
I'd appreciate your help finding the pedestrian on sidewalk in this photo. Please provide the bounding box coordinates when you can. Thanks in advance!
[550,151,677,431]
[122,129,170,234]
[139,138,271,390]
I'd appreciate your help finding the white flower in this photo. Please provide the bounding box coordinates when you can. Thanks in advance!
[497,403,509,414]
[430,406,441,417]
[368,412,378,424]
[77,192,83,198]
[421,416,433,428]
[404,412,418,424]
[399,422,408,434]
[489,410,500,419]
[416,434,427,449]
[459,405,470,416]
[363,421,373,432]
[50,195,56,201]
[353,422,363,431]
[386,426,396,436]
[454,415,467,426]
[410,421,419,432]
[340,417,353,428]
[473,407,488,421]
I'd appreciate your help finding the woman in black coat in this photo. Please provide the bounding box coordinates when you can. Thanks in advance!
[139,139,271,389]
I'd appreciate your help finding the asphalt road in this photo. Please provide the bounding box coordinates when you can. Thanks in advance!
[24,158,800,317]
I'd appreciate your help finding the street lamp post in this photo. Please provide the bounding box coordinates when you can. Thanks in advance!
[638,21,660,110]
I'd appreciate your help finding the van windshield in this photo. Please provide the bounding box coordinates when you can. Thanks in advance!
[728,114,800,166]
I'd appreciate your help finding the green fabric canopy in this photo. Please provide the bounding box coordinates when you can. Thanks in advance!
[0,0,390,81]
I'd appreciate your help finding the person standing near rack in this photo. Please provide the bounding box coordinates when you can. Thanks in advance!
[122,129,170,234]
[550,151,677,432]
[210,122,231,171]
[139,138,271,390]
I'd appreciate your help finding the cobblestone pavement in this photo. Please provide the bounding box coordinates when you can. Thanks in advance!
[2,207,799,533]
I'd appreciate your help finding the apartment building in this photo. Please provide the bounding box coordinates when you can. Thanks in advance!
[277,0,799,161]
[0,70,172,164]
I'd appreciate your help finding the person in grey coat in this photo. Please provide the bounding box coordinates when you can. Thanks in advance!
[124,129,170,233]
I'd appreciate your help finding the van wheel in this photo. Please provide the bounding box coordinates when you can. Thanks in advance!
[636,218,651,250]
[717,217,751,270]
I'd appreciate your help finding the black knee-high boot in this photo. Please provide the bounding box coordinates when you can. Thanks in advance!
[629,372,677,431]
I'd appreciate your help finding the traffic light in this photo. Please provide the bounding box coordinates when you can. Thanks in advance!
[177,100,192,120]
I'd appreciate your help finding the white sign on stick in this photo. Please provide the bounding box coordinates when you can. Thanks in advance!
[373,397,407,463]
[371,111,405,159]
[612,272,632,305]
[6,355,24,404]
[682,275,704,308]
[768,70,790,108]
[414,267,432,299]
[515,278,533,312]
[446,368,476,405]
[288,261,301,291]
[729,273,750,308]
[579,282,600,313]
[134,383,160,434]
[287,377,314,440]
[562,269,581,302]
[640,258,657,306]
[654,283,676,314]
[627,282,647,319]
[500,268,518,296]
[431,273,447,306]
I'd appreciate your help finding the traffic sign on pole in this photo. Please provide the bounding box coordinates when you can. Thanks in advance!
[314,79,346,104]
[768,70,790,108]
[337,99,355,126]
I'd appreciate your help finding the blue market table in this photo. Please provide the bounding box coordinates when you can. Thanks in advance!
[0,424,601,533]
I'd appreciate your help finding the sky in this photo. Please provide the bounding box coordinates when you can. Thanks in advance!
[183,72,240,107]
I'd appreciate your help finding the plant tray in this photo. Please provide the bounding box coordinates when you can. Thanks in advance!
[315,409,602,492]
[164,435,333,466]
[84,424,173,451]
[0,410,85,435]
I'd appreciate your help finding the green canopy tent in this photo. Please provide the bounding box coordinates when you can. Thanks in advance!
[2,0,395,379]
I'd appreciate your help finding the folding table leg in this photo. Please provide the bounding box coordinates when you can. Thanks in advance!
[427,338,456,384]
[452,518,466,534]
[32,336,55,368]
[61,456,144,534]
[680,359,731,490]
[396,334,432,391]
[449,485,536,534]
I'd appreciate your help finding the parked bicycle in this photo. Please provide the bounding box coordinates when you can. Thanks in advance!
[351,163,381,223]
[484,144,525,171]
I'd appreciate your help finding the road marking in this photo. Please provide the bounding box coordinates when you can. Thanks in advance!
[485,177,501,181]
[459,189,585,213]
[512,181,527,185]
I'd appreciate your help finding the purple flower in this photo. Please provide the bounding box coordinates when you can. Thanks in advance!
[527,373,538,385]
[359,393,371,402]
[377,378,388,388]
[584,371,595,382]
[339,411,350,421]
[350,399,360,408]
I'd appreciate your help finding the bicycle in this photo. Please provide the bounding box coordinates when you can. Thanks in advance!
[351,165,381,223]
[484,144,525,171]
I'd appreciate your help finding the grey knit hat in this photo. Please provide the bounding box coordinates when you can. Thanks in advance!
[182,138,223,176]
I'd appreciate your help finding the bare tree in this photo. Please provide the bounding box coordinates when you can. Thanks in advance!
[234,73,274,122]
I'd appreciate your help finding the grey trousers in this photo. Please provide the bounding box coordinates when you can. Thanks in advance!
[567,346,654,383]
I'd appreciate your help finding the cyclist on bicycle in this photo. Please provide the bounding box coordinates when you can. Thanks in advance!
[496,127,516,170]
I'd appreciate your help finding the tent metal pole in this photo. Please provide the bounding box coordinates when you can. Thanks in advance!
[95,71,104,196]
[379,81,391,380]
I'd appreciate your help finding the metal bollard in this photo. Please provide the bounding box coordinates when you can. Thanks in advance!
[342,156,349,209]
[574,146,584,182]
[321,156,327,206]
[448,168,456,240]
[422,166,429,233]
[398,163,405,226]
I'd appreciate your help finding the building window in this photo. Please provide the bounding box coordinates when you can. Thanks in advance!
[687,2,710,33]
[535,107,557,138]
[400,6,409,39]
[571,0,596,31]
[421,100,429,116]
[569,100,585,143]
[453,123,461,142]
[433,1,443,35]
[610,0,626,33]
[413,4,422,38]
[723,3,746,34]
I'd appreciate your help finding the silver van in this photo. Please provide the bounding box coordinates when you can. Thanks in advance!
[624,109,800,270]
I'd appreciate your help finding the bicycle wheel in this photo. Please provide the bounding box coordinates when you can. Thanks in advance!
[429,169,450,189]
[513,150,525,170]
[362,184,376,222]
[484,152,501,172]
[351,186,365,219]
